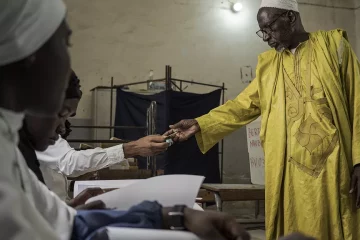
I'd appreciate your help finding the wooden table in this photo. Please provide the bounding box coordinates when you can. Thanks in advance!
[201,184,265,216]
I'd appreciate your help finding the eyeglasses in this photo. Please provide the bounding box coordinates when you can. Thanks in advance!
[256,11,289,39]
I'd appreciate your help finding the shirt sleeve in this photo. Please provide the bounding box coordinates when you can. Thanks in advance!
[340,37,360,166]
[36,137,126,177]
[26,166,77,240]
[71,201,163,240]
[0,181,59,240]
[195,78,261,153]
[0,147,76,240]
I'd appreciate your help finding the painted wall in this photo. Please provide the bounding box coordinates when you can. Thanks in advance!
[65,0,357,183]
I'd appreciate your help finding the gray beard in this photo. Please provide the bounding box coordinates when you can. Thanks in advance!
[275,46,286,52]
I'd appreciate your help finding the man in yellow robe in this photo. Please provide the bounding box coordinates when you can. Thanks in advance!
[166,1,360,239]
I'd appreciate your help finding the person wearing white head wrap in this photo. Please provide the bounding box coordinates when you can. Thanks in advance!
[0,1,253,240]
[167,1,360,240]
[0,0,72,117]
[0,0,66,66]
[0,0,78,239]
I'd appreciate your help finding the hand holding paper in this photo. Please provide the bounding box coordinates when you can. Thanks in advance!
[81,175,250,240]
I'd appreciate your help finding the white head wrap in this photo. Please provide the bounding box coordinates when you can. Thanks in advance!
[260,0,299,12]
[0,0,66,66]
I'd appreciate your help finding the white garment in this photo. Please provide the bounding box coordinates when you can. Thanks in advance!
[36,136,126,200]
[260,0,299,12]
[0,108,76,240]
[0,0,66,66]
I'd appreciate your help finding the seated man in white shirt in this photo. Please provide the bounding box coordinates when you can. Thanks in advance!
[0,1,254,239]
[23,70,169,200]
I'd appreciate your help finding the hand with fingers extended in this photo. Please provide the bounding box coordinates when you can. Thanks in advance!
[350,164,360,208]
[123,135,169,158]
[67,187,106,208]
[164,119,200,142]
[180,208,250,240]
[75,200,107,210]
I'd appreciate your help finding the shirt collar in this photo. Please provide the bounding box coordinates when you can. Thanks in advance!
[0,108,24,142]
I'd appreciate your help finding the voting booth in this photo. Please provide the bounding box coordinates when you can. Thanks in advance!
[246,117,265,185]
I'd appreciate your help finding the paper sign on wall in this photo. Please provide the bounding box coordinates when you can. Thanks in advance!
[86,175,205,210]
[246,117,265,185]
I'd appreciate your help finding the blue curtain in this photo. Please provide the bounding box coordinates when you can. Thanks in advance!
[114,89,221,183]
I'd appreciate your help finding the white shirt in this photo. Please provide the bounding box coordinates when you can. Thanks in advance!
[36,137,126,200]
[0,108,76,240]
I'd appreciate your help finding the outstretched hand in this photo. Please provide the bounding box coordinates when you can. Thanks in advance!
[181,208,250,240]
[164,119,200,142]
[124,135,169,158]
[75,200,106,210]
[68,187,106,208]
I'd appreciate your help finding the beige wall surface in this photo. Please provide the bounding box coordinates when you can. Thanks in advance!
[65,0,358,182]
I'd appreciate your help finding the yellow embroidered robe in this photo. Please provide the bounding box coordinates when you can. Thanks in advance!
[195,29,360,240]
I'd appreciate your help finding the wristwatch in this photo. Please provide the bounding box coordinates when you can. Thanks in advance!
[167,205,187,230]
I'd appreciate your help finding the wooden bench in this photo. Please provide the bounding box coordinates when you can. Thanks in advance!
[196,189,215,207]
[201,184,265,218]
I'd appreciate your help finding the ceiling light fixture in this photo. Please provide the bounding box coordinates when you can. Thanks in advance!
[232,2,243,12]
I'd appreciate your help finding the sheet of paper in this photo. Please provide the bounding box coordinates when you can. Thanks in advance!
[193,203,204,211]
[86,175,205,210]
[106,227,200,240]
[246,117,265,185]
[74,180,140,197]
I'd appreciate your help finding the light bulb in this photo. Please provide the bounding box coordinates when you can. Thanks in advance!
[232,2,243,12]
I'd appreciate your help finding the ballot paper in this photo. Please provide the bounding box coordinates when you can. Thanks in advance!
[73,180,140,197]
[86,175,205,210]
[106,227,200,240]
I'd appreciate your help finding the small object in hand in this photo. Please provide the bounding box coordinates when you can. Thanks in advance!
[166,138,174,147]
[165,130,179,139]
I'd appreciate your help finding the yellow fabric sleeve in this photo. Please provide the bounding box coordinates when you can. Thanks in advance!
[340,37,360,166]
[195,79,261,154]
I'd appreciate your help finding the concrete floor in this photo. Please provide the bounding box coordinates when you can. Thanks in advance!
[249,230,266,240]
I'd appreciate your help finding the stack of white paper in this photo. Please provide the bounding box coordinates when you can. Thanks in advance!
[86,175,205,210]
[106,227,200,240]
[81,175,205,240]
[74,179,140,197]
